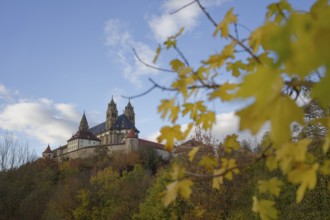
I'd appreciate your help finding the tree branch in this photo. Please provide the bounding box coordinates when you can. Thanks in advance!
[133,48,174,73]
[169,0,197,15]
[195,0,261,64]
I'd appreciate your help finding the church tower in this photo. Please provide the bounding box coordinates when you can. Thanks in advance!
[124,99,135,126]
[106,96,118,130]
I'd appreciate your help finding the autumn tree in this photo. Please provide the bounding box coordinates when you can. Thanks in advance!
[132,0,330,219]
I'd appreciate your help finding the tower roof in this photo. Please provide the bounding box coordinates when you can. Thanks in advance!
[111,114,138,131]
[69,112,100,142]
[126,99,133,108]
[126,128,137,138]
[79,112,89,131]
[42,145,52,154]
[109,95,116,106]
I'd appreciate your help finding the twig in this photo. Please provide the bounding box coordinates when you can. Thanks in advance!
[276,3,288,21]
[234,22,239,40]
[133,48,174,73]
[237,23,252,32]
[122,85,157,99]
[174,46,190,67]
[195,0,261,64]
[169,0,197,15]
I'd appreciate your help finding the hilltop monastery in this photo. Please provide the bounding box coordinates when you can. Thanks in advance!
[42,97,170,161]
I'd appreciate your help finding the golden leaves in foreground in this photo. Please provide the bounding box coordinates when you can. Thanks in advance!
[163,164,193,207]
[253,197,278,220]
[258,177,283,197]
[213,8,237,37]
[288,163,319,203]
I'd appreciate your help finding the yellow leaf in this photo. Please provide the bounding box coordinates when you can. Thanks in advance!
[188,147,199,162]
[170,59,185,72]
[196,111,216,130]
[223,134,240,153]
[163,179,193,207]
[157,125,184,150]
[212,168,224,190]
[249,27,263,53]
[266,156,278,171]
[163,181,179,207]
[178,179,193,199]
[226,60,246,77]
[252,197,278,220]
[198,155,218,172]
[288,163,319,203]
[213,8,237,37]
[182,101,207,120]
[164,39,176,49]
[208,82,237,101]
[320,160,330,175]
[258,177,283,197]
[171,164,186,180]
[158,99,180,123]
[312,72,330,109]
[270,96,304,146]
[276,139,311,173]
[153,44,161,63]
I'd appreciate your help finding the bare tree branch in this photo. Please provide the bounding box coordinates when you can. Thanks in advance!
[122,85,157,99]
[195,0,261,64]
[133,48,174,73]
[169,0,197,15]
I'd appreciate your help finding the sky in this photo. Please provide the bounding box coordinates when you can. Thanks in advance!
[0,0,314,156]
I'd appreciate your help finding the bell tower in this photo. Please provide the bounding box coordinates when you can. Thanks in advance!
[124,99,135,126]
[106,96,118,130]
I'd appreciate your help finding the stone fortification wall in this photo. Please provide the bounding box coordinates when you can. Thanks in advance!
[56,144,126,161]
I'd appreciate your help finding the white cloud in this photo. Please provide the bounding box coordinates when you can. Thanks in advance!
[104,19,158,88]
[0,88,82,147]
[148,0,230,42]
[0,83,14,102]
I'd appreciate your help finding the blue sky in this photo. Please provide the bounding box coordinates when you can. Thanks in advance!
[0,0,314,155]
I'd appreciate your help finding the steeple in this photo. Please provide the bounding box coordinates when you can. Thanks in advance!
[106,95,118,130]
[124,99,135,126]
[79,112,89,131]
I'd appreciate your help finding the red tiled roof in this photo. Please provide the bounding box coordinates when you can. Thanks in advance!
[138,139,165,150]
[42,145,52,154]
[127,128,137,138]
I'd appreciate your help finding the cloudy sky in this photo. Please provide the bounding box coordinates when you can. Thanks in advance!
[0,0,313,155]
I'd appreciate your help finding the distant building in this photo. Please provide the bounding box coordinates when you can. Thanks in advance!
[43,97,170,161]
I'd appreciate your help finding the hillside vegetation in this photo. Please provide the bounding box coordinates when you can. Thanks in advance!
[0,142,329,220]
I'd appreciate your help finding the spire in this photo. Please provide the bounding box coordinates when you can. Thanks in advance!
[79,112,89,131]
[109,95,115,105]
[42,144,52,154]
